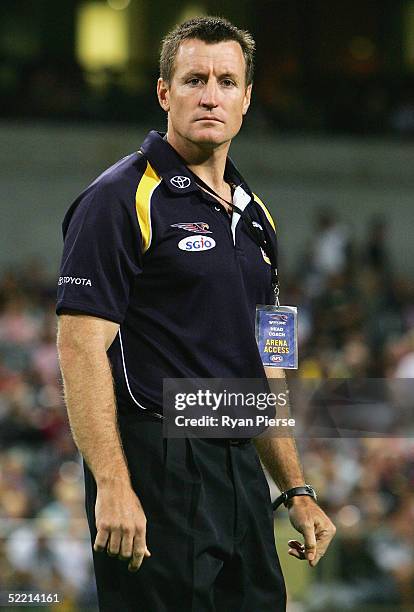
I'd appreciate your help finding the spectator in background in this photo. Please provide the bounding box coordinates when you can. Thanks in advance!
[393,330,414,378]
[312,209,352,279]
[299,208,353,302]
[365,214,390,274]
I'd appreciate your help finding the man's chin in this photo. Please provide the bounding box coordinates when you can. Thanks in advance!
[189,129,231,148]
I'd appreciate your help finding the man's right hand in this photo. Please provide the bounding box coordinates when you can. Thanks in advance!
[94,479,151,572]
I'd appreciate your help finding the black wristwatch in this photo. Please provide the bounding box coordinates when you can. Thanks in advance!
[272,484,317,511]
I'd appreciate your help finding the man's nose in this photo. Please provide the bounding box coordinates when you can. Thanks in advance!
[200,79,219,109]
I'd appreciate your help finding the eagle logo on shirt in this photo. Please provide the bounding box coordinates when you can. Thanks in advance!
[171,222,212,234]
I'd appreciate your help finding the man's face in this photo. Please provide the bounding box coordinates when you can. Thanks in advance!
[158,39,252,149]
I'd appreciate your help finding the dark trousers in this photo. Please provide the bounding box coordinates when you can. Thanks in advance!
[84,413,286,611]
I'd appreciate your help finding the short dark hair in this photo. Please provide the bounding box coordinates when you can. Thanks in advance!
[160,16,255,87]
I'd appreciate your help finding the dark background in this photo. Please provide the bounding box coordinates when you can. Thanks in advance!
[2,0,414,137]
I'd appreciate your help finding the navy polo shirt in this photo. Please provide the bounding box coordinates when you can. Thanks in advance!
[56,131,277,417]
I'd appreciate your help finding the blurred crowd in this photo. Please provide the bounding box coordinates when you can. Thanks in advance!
[288,211,414,609]
[291,210,414,380]
[0,211,413,610]
[1,55,414,138]
[0,263,97,609]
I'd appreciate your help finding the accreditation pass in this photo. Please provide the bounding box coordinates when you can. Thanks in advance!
[255,305,298,369]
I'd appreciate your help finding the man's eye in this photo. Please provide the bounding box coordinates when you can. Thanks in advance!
[188,78,202,86]
[222,79,235,87]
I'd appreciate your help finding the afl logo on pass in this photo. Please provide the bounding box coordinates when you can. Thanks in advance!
[178,235,216,252]
[270,355,283,363]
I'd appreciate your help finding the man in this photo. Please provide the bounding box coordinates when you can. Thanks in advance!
[57,16,335,611]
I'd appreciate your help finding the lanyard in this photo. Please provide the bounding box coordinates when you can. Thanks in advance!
[192,175,280,305]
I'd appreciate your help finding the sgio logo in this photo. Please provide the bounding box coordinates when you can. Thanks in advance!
[178,235,216,252]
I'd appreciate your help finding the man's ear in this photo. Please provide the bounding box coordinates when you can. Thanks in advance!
[157,78,170,112]
[242,84,252,116]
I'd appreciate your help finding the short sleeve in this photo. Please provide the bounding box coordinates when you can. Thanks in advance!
[56,180,143,323]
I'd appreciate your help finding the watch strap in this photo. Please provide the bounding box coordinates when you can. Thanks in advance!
[272,484,317,511]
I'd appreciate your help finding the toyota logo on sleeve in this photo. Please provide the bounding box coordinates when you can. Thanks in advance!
[170,176,191,189]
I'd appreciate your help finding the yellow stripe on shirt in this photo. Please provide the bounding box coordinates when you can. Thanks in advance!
[253,193,276,232]
[135,161,161,253]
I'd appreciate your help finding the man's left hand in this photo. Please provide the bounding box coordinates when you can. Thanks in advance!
[287,496,336,567]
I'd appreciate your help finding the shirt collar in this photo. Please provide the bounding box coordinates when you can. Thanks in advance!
[140,130,252,198]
